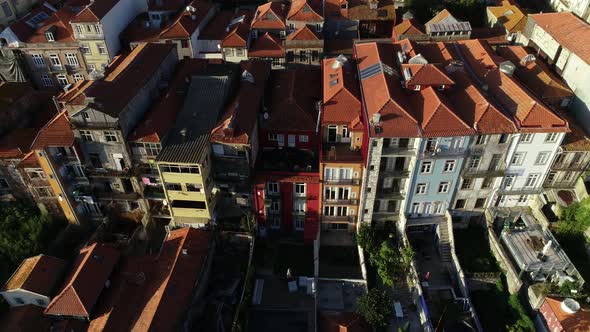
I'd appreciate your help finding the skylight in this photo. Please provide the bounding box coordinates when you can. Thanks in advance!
[360,62,383,80]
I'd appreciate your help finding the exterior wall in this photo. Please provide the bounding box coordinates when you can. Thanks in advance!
[320,161,362,232]
[259,128,318,150]
[544,150,590,189]
[223,47,248,63]
[0,289,51,307]
[496,132,565,207]
[0,0,39,29]
[285,45,323,65]
[0,158,28,200]
[21,45,88,89]
[100,0,147,61]
[285,20,324,33]
[548,0,590,22]
[406,136,469,219]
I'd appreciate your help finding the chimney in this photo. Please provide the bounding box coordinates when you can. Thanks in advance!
[372,112,381,124]
[499,61,516,76]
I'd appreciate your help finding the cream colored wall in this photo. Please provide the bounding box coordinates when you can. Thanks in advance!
[81,40,110,72]
[0,289,51,307]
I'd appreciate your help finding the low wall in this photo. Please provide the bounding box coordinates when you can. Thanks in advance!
[487,227,523,294]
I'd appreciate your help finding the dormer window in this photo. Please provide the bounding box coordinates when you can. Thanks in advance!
[45,26,57,42]
[414,84,421,91]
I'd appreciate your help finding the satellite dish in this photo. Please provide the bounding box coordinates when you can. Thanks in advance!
[263,112,269,120]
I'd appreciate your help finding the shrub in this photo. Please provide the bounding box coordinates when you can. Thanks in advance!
[357,288,392,328]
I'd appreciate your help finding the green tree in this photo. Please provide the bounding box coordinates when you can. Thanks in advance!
[372,239,414,286]
[357,288,392,328]
[357,223,379,256]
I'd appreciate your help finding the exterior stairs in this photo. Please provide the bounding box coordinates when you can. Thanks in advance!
[438,218,452,265]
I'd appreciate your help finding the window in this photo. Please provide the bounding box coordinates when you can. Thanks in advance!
[414,84,421,91]
[416,183,427,195]
[535,152,551,165]
[316,23,321,32]
[545,133,559,143]
[469,156,481,169]
[80,130,92,141]
[455,199,466,209]
[268,133,278,141]
[103,131,117,142]
[475,198,486,208]
[434,202,444,214]
[73,74,84,82]
[32,54,45,67]
[294,201,306,213]
[299,50,307,61]
[482,177,494,189]
[186,184,202,192]
[288,134,295,147]
[41,74,53,87]
[98,44,106,55]
[65,53,79,66]
[272,57,281,67]
[499,134,508,144]
[150,13,160,20]
[56,74,68,86]
[81,43,91,54]
[342,126,349,138]
[236,48,245,56]
[75,25,83,35]
[49,54,60,67]
[411,203,420,214]
[420,161,432,174]
[503,175,515,188]
[519,133,533,143]
[1,2,13,17]
[267,182,279,194]
[294,217,305,230]
[475,135,487,145]
[93,24,101,33]
[525,174,539,187]
[269,201,280,212]
[179,39,189,48]
[45,32,54,42]
[510,153,525,165]
[443,160,456,172]
[166,183,181,191]
[461,178,473,190]
[518,195,528,203]
[438,182,450,193]
[14,297,24,305]
[299,135,308,142]
[294,183,305,195]
[36,187,52,197]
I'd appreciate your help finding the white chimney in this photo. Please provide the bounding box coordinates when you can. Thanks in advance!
[372,112,381,124]
[560,298,581,314]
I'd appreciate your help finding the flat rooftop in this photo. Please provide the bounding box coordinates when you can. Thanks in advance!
[317,279,366,312]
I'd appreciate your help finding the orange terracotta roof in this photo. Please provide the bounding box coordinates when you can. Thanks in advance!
[160,1,214,39]
[457,40,568,132]
[128,59,209,143]
[324,0,347,20]
[19,151,41,168]
[286,25,321,41]
[71,0,120,22]
[1,255,66,295]
[425,9,453,26]
[248,32,284,57]
[0,305,51,332]
[263,68,321,132]
[4,3,58,43]
[487,0,527,33]
[347,0,396,21]
[402,63,455,86]
[529,12,590,65]
[542,297,590,332]
[496,46,574,102]
[45,243,120,318]
[393,18,425,37]
[219,11,252,47]
[31,111,74,149]
[87,228,212,331]
[58,43,176,118]
[322,57,361,125]
[23,3,80,44]
[287,0,323,22]
[320,312,370,332]
[411,87,475,137]
[355,42,419,137]
[211,60,271,145]
[251,2,287,30]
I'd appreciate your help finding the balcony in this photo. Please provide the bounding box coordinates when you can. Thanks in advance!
[95,190,140,201]
[322,215,356,223]
[86,167,132,178]
[258,148,318,173]
[377,188,405,199]
[29,178,49,187]
[462,165,506,178]
[144,186,165,199]
[55,153,80,164]
[543,180,577,189]
[497,187,543,196]
[323,198,358,205]
[381,145,416,156]
[71,120,119,130]
[323,178,360,185]
[150,201,171,218]
[420,147,467,159]
[321,144,363,163]
[551,162,586,171]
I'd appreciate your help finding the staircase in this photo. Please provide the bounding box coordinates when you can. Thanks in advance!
[438,218,452,265]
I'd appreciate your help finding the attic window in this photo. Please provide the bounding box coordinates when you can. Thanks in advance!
[375,126,383,133]
[329,78,338,86]
[26,12,49,28]
[45,32,55,42]
[303,5,311,13]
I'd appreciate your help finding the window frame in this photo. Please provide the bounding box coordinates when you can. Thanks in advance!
[420,161,432,174]
[443,160,456,172]
[438,181,450,194]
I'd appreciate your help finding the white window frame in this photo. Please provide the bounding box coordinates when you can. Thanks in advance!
[443,160,456,172]
[519,133,534,143]
[503,175,515,188]
[525,174,540,187]
[411,202,420,214]
[80,130,93,141]
[277,134,285,146]
[299,135,309,142]
[56,74,68,86]
[294,201,306,213]
[420,161,432,174]
[81,43,91,54]
[469,156,481,169]
[32,54,45,67]
[510,153,525,165]
[518,195,528,203]
[49,54,61,67]
[475,135,487,145]
[434,202,444,214]
[73,74,84,82]
[438,182,450,194]
[415,183,427,195]
[98,43,107,55]
[535,152,551,165]
[461,178,473,190]
[294,183,306,195]
[294,217,305,230]
[288,134,296,147]
[545,133,559,143]
[270,201,280,212]
[267,182,279,194]
[65,53,79,66]
[103,131,118,142]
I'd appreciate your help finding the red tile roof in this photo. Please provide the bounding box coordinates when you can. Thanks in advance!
[402,63,455,86]
[425,9,453,26]
[393,18,425,38]
[211,60,271,145]
[22,3,81,44]
[541,297,590,332]
[286,25,320,41]
[31,111,74,149]
[4,3,58,43]
[71,0,120,22]
[44,243,120,318]
[411,87,475,137]
[263,68,321,132]
[1,254,66,295]
[248,32,284,57]
[322,57,361,125]
[251,2,287,30]
[287,0,323,22]
[87,228,212,331]
[19,151,41,168]
[0,128,37,159]
[128,59,209,143]
[0,305,51,332]
[220,11,252,47]
[529,12,590,65]
[58,43,176,118]
[457,40,568,132]
[201,10,234,40]
[320,312,370,332]
[120,13,165,44]
[159,1,214,39]
[355,42,420,137]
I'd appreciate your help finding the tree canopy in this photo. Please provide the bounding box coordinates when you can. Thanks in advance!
[357,288,392,328]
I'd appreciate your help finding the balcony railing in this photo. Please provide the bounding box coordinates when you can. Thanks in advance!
[72,120,119,129]
[323,198,358,205]
[322,215,356,222]
[543,180,577,189]
[551,162,586,171]
[420,147,467,159]
[377,188,405,199]
[321,144,363,163]
[379,168,410,177]
[323,178,360,185]
[381,145,416,156]
[497,187,543,195]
